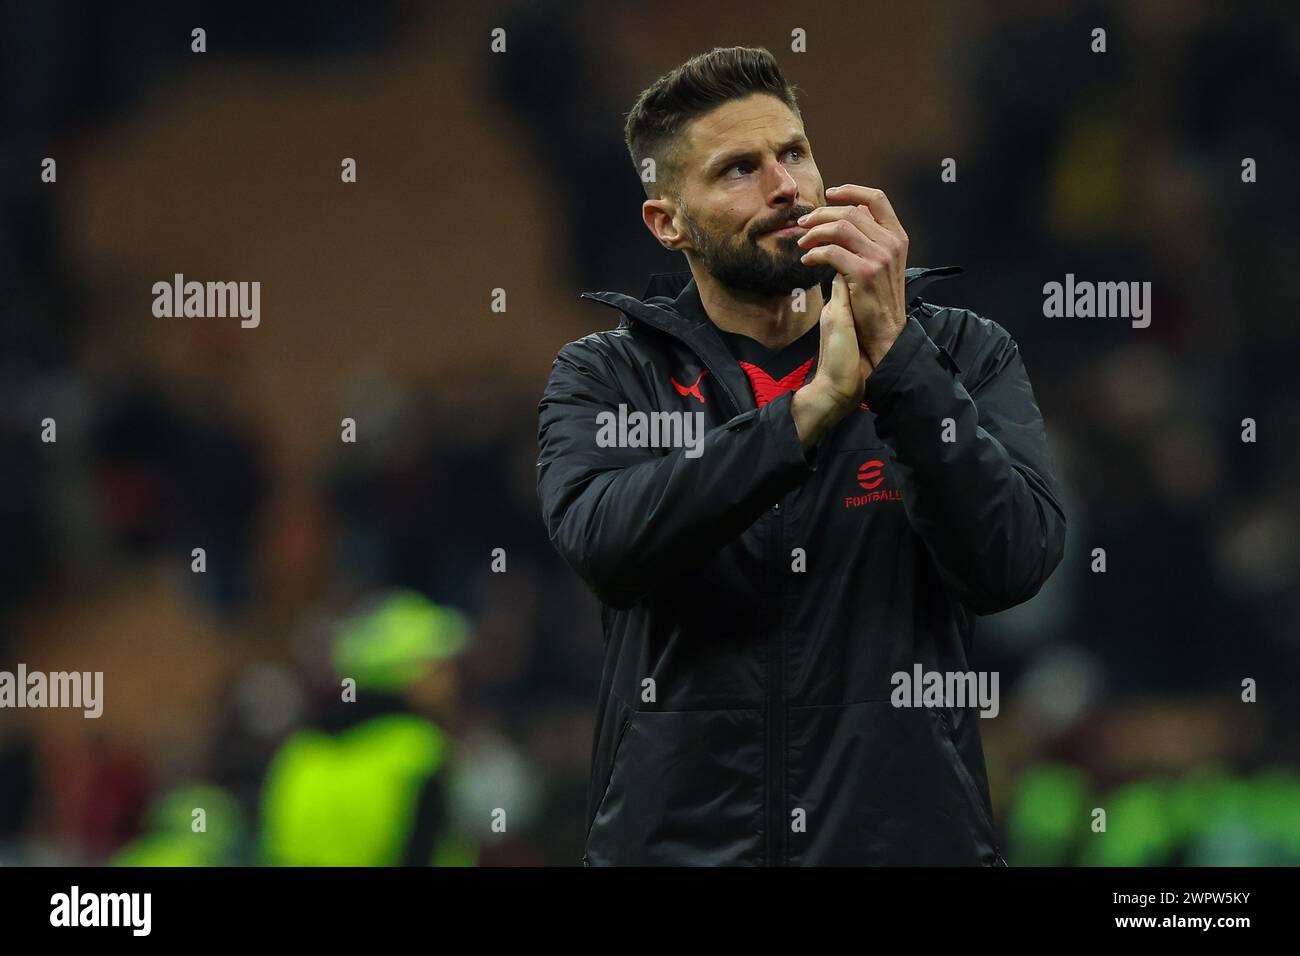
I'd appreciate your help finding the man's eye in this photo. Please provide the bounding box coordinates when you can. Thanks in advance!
[724,151,802,177]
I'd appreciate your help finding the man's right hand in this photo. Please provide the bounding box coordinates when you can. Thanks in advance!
[791,272,867,450]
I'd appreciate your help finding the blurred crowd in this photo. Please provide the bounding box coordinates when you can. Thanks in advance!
[1,0,1298,866]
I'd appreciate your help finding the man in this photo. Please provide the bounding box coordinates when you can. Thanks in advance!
[536,46,1066,865]
[259,591,478,866]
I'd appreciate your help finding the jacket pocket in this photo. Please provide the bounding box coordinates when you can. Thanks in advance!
[788,700,995,864]
[584,708,765,866]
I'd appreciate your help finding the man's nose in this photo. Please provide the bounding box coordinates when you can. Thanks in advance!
[765,160,800,203]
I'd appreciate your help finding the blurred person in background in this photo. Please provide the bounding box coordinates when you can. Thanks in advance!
[112,784,251,867]
[258,590,478,866]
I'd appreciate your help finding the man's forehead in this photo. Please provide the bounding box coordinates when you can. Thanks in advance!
[684,96,805,167]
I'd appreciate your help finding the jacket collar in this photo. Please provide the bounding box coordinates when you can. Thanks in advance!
[581,264,963,333]
[577,265,964,414]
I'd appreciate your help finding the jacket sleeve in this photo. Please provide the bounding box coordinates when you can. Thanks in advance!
[862,306,1067,615]
[537,338,814,609]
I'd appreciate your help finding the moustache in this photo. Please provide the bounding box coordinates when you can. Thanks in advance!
[754,207,817,238]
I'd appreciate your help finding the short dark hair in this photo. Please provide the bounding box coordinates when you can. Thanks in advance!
[623,46,803,202]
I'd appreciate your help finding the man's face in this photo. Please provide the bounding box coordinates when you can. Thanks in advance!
[657,93,835,297]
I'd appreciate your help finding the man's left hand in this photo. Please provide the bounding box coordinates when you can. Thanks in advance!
[796,184,909,372]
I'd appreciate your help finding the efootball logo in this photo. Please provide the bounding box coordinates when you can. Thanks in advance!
[857,459,885,490]
[845,458,901,508]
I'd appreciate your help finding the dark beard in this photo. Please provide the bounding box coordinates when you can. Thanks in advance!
[686,210,836,298]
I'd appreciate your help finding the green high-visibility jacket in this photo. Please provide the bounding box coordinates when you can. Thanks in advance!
[260,713,477,867]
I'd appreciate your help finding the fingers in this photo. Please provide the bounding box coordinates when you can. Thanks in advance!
[818,272,846,325]
[818,276,855,355]
[797,196,905,265]
[800,241,861,276]
[801,238,896,284]
[826,270,850,310]
[825,184,906,239]
[797,215,878,259]
[816,274,864,405]
[797,204,894,248]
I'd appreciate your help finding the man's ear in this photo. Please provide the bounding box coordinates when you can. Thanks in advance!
[643,198,687,251]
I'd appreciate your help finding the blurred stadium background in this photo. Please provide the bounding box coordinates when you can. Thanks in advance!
[1,0,1298,866]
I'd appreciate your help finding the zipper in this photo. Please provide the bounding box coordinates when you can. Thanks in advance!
[579,287,795,865]
[935,708,1006,864]
[766,497,786,865]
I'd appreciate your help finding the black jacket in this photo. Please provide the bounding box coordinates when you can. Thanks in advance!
[536,266,1067,865]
